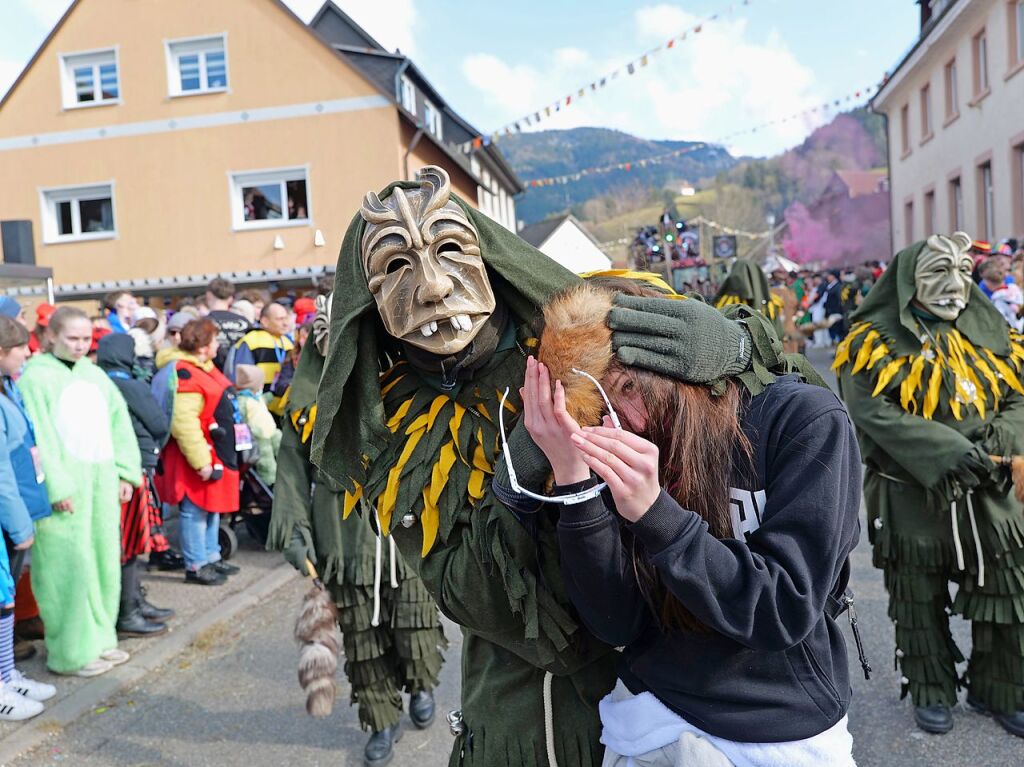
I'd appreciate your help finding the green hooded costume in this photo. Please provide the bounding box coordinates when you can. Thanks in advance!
[714,259,785,339]
[269,325,446,733]
[836,241,1024,715]
[270,180,617,766]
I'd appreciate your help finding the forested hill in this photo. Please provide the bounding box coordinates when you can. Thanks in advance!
[501,127,738,224]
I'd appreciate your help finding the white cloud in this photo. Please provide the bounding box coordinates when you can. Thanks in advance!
[461,3,826,157]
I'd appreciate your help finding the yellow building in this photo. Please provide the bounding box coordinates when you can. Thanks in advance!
[0,0,522,301]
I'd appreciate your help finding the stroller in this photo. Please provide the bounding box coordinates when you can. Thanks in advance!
[219,460,274,560]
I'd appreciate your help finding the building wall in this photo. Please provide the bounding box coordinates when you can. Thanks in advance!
[0,0,422,286]
[875,0,1024,247]
[539,221,611,274]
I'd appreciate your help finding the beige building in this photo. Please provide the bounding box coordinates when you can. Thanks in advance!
[0,0,521,301]
[873,0,1024,248]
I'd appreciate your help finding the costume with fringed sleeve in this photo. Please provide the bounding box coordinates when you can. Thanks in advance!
[269,312,445,733]
[835,241,1024,714]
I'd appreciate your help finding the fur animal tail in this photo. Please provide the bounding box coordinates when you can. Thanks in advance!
[295,580,340,718]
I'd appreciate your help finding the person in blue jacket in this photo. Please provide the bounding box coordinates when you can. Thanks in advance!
[0,316,56,718]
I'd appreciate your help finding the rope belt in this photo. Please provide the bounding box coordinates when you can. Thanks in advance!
[950,493,985,587]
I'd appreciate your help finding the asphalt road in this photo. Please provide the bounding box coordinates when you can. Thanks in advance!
[8,346,1024,767]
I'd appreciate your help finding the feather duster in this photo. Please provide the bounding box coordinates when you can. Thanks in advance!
[294,560,340,718]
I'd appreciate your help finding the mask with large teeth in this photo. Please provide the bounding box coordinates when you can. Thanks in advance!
[360,166,496,356]
[913,232,975,321]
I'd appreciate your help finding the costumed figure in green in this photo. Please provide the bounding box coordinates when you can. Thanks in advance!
[270,293,446,766]
[714,259,785,340]
[835,232,1024,738]
[280,166,804,766]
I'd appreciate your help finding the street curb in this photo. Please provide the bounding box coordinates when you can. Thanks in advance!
[0,563,298,766]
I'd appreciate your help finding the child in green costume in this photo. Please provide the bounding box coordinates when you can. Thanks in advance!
[18,307,141,677]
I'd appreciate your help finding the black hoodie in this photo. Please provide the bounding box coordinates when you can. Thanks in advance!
[97,334,169,470]
[499,376,862,743]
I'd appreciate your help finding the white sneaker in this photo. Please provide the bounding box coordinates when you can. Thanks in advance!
[8,669,56,702]
[0,684,43,721]
[99,648,130,666]
[65,659,113,677]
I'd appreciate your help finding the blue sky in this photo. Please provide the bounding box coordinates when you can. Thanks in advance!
[0,0,919,157]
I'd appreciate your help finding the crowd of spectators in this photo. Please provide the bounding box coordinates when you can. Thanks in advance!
[0,275,331,719]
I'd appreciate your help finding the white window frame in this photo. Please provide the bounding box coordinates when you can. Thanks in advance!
[228,166,312,232]
[423,99,443,139]
[59,47,120,110]
[165,34,229,98]
[399,75,416,113]
[1016,1,1024,64]
[38,181,117,244]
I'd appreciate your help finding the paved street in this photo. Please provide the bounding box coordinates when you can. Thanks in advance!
[3,348,1024,766]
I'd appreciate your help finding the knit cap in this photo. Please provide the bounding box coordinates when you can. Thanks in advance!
[234,363,264,394]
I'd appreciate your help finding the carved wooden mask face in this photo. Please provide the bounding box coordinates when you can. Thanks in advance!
[913,232,974,321]
[360,166,496,356]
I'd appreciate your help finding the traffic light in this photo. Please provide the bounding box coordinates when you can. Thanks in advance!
[675,221,685,230]
[665,233,674,242]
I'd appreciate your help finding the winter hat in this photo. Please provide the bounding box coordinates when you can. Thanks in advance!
[90,325,112,354]
[234,364,263,394]
[166,312,192,333]
[0,296,21,319]
[35,303,56,327]
[0,315,30,349]
[294,296,316,326]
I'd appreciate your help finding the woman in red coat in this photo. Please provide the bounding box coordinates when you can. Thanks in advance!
[156,319,240,586]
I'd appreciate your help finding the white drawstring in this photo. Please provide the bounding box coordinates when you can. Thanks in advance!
[371,510,383,628]
[543,671,559,767]
[965,492,985,588]
[389,535,399,589]
[950,500,966,573]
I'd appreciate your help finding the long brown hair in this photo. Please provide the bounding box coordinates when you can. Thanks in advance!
[599,280,752,633]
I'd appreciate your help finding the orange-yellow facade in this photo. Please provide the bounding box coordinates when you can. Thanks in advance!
[0,0,481,288]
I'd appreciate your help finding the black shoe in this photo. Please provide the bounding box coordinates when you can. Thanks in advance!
[13,638,36,662]
[13,616,44,641]
[148,550,185,571]
[185,565,226,586]
[913,704,953,734]
[364,721,402,767]
[409,690,435,729]
[116,608,169,638]
[139,598,175,622]
[211,560,240,576]
[966,695,1024,738]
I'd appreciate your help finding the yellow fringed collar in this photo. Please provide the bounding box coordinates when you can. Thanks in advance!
[833,321,1024,420]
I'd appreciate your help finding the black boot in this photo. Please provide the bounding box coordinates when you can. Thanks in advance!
[364,721,402,767]
[966,696,1024,738]
[185,564,226,586]
[409,690,435,729]
[913,704,953,734]
[138,594,175,622]
[147,550,185,571]
[117,559,168,637]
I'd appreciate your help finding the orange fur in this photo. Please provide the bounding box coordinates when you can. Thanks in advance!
[539,284,615,427]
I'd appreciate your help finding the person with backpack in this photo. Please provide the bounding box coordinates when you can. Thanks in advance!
[0,317,56,718]
[508,278,862,766]
[155,319,240,586]
[96,334,174,637]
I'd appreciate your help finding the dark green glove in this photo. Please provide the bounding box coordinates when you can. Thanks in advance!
[608,294,752,384]
[281,526,316,576]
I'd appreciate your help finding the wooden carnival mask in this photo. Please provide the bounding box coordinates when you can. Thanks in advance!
[914,232,974,321]
[360,166,495,356]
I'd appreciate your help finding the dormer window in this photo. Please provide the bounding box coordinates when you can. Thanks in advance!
[400,76,416,113]
[166,35,228,97]
[424,100,443,139]
[60,48,119,109]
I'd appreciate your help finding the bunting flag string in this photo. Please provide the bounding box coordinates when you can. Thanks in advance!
[454,0,754,153]
[519,81,883,188]
[597,215,774,250]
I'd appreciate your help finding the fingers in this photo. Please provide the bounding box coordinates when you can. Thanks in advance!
[610,295,689,321]
[572,441,628,497]
[583,425,659,457]
[552,380,583,437]
[571,432,641,483]
[615,345,697,382]
[536,360,554,418]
